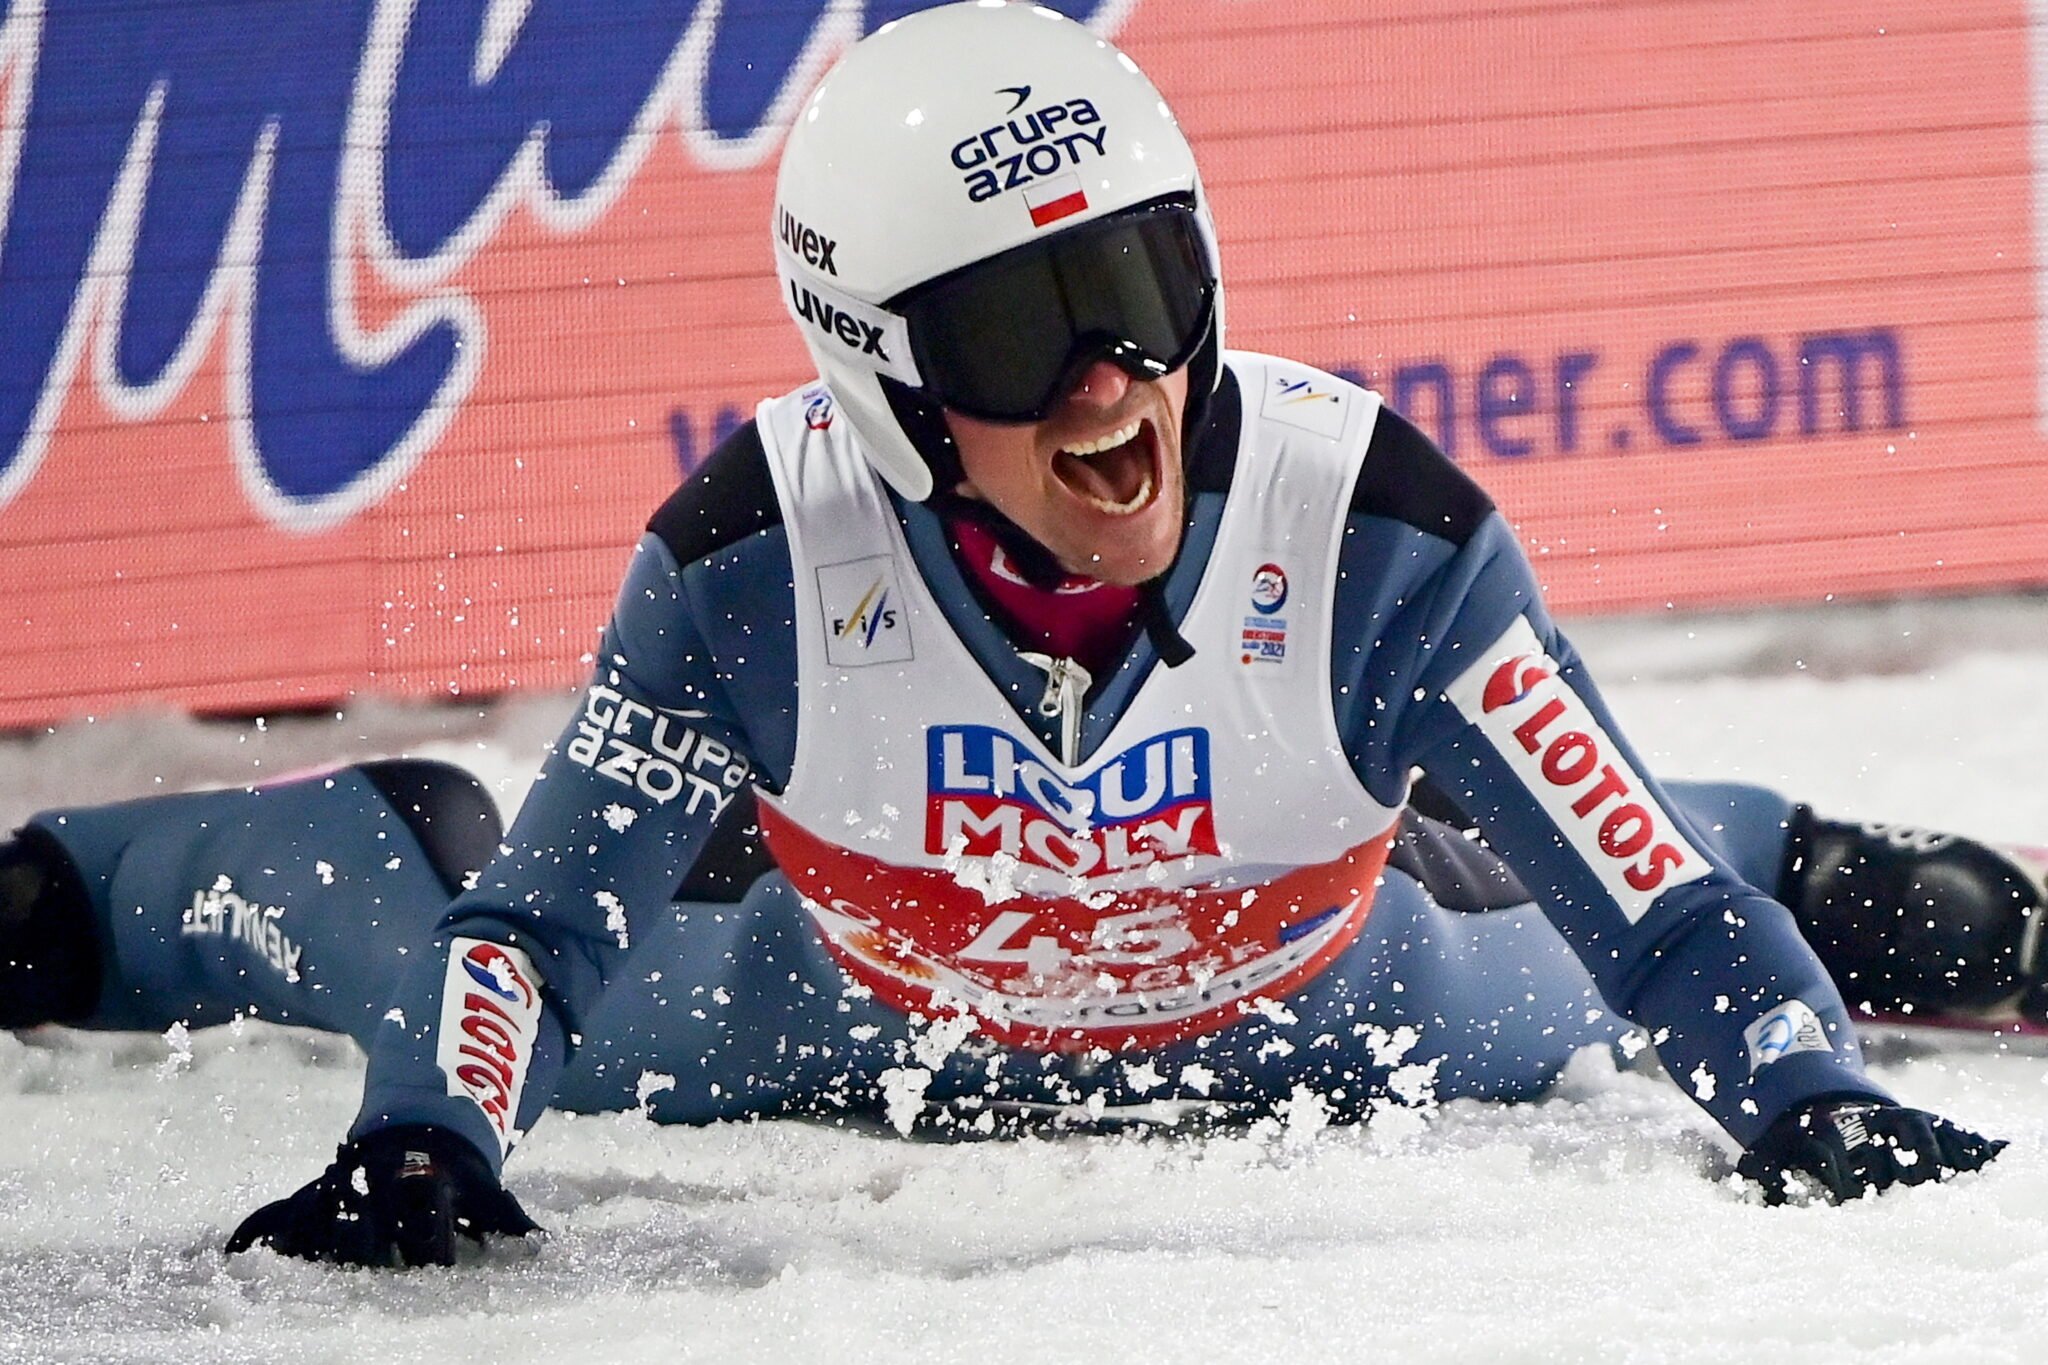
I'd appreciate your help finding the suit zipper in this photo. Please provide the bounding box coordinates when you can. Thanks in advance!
[1018,653,1092,766]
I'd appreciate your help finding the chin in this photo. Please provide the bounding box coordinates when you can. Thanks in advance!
[1068,517,1183,586]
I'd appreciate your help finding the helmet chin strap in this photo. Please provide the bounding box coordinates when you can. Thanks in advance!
[880,377,965,496]
[1136,578,1197,668]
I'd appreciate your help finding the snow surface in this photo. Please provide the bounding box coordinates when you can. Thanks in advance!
[3,597,2047,1365]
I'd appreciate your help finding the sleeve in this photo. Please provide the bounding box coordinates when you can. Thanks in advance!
[1354,515,1890,1148]
[345,533,762,1171]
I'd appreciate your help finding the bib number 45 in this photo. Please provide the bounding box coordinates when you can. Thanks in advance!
[960,905,1196,979]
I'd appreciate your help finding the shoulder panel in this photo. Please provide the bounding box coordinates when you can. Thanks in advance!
[646,421,783,567]
[1352,407,1495,547]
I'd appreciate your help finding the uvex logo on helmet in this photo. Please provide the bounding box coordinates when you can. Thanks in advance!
[788,282,891,360]
[951,85,1108,204]
[1482,655,1552,711]
[777,207,838,276]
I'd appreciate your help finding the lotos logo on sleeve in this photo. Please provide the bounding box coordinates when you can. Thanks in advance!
[1445,616,1710,922]
[818,555,915,666]
[435,938,544,1157]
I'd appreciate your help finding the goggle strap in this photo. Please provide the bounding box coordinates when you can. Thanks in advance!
[776,244,923,387]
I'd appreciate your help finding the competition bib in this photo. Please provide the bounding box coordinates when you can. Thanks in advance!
[754,357,1399,1052]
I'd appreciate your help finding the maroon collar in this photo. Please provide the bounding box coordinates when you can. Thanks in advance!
[943,512,1143,679]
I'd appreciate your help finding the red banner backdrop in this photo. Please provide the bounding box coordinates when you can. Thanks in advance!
[0,1,2042,727]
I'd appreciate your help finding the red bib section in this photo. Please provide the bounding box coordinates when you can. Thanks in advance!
[760,799,1395,1052]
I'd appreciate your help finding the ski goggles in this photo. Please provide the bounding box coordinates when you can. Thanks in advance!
[887,197,1218,423]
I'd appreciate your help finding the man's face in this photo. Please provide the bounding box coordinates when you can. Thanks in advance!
[946,360,1190,587]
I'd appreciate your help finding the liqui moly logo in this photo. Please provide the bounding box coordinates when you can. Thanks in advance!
[0,2,1122,525]
[925,724,1218,876]
[435,937,543,1157]
[1445,616,1711,922]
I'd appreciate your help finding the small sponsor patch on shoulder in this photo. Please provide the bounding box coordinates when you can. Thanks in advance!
[1444,615,1711,922]
[803,385,835,430]
[1744,998,1834,1072]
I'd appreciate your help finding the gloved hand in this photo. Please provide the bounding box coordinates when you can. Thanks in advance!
[1736,1098,2005,1205]
[226,1124,540,1266]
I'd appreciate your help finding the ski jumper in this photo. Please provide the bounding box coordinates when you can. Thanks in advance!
[28,355,1889,1167]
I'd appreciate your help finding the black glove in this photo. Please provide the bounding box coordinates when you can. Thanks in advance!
[226,1124,540,1267]
[1736,1098,2006,1205]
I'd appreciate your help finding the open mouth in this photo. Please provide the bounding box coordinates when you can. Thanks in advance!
[1050,418,1158,516]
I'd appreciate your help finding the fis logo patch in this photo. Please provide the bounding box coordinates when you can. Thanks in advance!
[819,556,914,666]
[1446,615,1711,922]
[1744,998,1834,1073]
[926,724,1217,877]
[1262,374,1351,439]
[436,938,543,1158]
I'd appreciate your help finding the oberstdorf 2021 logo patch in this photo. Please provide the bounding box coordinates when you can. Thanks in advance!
[1240,561,1290,665]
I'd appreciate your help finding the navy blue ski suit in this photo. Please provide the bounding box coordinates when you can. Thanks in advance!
[30,359,1887,1170]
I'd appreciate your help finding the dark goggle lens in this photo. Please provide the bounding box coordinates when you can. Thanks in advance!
[895,202,1215,422]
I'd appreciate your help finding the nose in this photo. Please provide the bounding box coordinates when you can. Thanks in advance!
[1060,358,1132,413]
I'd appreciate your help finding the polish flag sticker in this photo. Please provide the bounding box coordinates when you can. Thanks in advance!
[1024,173,1089,228]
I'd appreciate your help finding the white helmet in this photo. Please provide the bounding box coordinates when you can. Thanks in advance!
[773,1,1224,501]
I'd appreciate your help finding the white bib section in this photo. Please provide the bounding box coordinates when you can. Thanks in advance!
[754,358,1403,1050]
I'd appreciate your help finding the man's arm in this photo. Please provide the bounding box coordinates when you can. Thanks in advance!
[345,417,798,1172]
[1333,411,2000,1196]
[1385,538,1889,1144]
[343,539,761,1169]
[230,426,805,1262]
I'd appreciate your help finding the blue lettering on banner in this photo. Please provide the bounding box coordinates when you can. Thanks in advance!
[1333,329,1905,463]
[668,404,750,476]
[0,1,1111,524]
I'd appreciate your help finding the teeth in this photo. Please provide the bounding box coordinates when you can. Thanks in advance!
[1082,470,1154,516]
[1062,419,1142,458]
